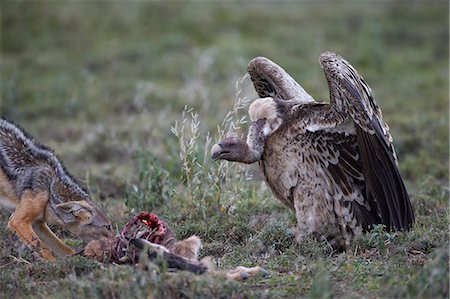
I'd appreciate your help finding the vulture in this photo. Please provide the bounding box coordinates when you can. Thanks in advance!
[211,52,414,247]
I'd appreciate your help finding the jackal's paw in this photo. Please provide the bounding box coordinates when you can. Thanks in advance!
[84,239,111,261]
[40,247,55,261]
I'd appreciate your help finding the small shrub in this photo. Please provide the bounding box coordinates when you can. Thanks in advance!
[170,75,253,220]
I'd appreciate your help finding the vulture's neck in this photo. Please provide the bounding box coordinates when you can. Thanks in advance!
[238,141,264,164]
[241,120,267,164]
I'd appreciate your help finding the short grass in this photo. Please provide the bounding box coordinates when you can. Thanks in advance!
[0,2,448,298]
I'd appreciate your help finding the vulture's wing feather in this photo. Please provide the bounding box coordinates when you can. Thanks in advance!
[356,119,414,229]
[327,135,381,231]
[320,52,414,231]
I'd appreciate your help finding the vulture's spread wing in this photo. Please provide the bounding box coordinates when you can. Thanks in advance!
[248,57,314,103]
[319,52,414,231]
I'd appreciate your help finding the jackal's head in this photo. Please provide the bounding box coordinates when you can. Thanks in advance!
[50,179,112,243]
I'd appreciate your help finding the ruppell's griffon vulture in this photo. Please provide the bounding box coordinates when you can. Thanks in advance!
[212,52,414,247]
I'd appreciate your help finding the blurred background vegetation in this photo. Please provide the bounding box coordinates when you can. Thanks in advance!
[1,1,448,298]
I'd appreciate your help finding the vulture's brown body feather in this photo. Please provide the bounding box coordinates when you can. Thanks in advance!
[212,52,414,245]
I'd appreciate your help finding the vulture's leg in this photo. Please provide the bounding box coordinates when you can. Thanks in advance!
[293,193,319,242]
[339,221,352,252]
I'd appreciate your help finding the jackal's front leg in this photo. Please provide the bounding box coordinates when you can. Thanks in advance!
[33,221,75,257]
[7,190,55,261]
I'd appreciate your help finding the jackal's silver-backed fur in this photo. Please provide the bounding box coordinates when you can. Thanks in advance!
[212,52,414,248]
[0,119,111,260]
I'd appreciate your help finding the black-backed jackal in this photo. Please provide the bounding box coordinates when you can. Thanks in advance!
[0,119,111,261]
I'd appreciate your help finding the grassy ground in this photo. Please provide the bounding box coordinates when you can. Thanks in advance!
[1,2,448,298]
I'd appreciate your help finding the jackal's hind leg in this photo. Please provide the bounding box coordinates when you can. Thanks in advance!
[7,190,55,261]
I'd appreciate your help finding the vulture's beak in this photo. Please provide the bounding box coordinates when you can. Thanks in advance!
[211,142,223,160]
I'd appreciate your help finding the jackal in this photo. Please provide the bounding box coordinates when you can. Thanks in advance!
[0,119,111,261]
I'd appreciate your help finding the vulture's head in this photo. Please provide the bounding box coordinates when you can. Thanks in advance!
[211,97,283,164]
[211,136,248,162]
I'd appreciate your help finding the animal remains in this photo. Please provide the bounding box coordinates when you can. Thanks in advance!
[0,119,112,261]
[211,52,414,247]
[83,211,267,281]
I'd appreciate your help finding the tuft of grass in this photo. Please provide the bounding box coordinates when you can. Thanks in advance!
[385,244,449,298]
[260,223,296,253]
[126,150,174,213]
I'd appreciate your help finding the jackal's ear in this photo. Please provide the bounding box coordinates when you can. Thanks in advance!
[55,201,94,224]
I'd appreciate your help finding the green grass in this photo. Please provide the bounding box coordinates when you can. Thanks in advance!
[1,2,448,298]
